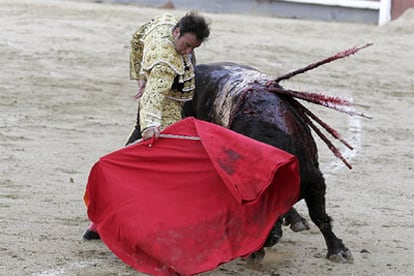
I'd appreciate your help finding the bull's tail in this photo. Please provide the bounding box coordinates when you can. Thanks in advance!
[264,44,373,169]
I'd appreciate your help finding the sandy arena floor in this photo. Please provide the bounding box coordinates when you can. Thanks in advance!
[1,0,413,275]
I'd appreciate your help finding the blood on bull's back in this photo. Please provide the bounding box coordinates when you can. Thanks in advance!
[185,62,320,181]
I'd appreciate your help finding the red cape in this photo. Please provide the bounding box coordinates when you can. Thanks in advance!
[84,117,300,276]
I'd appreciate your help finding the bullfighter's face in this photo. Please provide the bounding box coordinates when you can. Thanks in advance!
[173,28,201,56]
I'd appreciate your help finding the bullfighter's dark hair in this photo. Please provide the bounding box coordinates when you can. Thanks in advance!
[175,11,211,42]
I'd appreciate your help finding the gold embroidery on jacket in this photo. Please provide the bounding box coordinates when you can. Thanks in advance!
[130,13,196,130]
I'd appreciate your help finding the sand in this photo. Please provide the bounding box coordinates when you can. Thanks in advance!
[1,0,413,275]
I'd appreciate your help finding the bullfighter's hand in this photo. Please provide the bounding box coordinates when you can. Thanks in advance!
[142,126,160,141]
[134,79,147,99]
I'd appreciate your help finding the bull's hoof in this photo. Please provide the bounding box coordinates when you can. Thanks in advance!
[327,249,353,264]
[245,248,265,266]
[264,223,283,247]
[290,220,310,232]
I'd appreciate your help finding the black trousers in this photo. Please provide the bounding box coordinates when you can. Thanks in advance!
[125,106,142,145]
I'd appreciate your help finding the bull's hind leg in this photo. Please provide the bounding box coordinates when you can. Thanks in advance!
[304,171,353,263]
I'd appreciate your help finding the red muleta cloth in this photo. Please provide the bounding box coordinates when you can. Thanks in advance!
[84,117,300,276]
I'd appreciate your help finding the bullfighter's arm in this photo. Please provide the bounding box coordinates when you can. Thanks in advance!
[129,28,147,81]
[139,63,175,131]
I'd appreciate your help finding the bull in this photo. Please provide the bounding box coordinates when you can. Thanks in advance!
[182,45,371,264]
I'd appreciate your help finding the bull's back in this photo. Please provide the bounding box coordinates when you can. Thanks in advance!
[191,62,265,122]
[190,62,320,177]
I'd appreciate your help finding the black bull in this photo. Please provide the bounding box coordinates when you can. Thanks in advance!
[182,62,353,263]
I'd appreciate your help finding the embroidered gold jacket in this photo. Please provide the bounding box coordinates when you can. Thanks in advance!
[130,14,195,130]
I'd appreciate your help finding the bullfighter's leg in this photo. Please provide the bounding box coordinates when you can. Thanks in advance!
[83,106,142,240]
[82,222,100,240]
[125,104,142,145]
[304,171,353,263]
